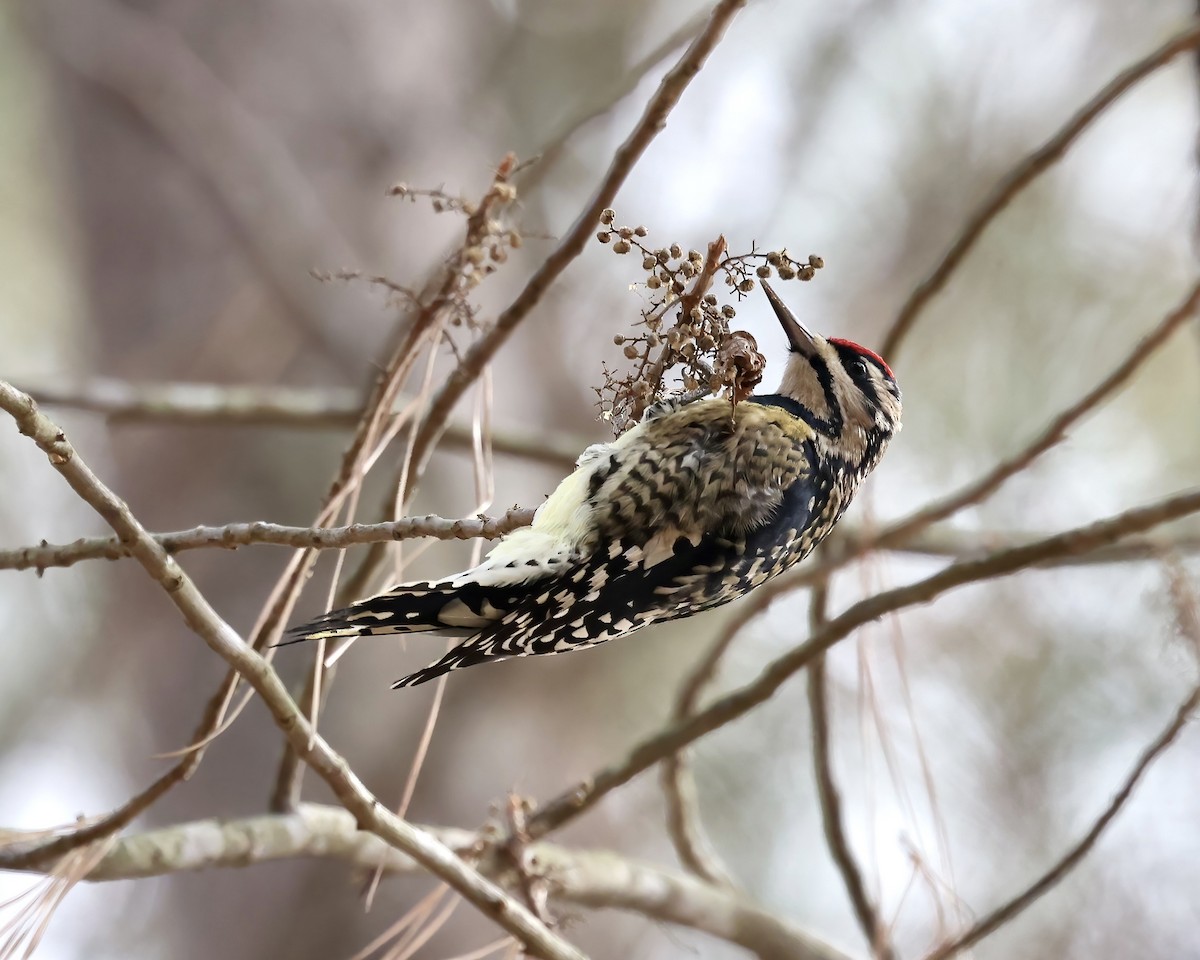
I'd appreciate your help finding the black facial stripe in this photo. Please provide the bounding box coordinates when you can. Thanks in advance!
[748,394,807,420]
[808,354,843,437]
[751,359,841,438]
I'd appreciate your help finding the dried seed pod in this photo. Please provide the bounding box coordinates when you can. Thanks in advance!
[716,329,766,403]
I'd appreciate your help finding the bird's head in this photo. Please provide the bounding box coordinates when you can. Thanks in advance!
[762,281,902,468]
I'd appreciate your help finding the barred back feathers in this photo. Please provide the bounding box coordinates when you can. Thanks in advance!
[286,283,901,688]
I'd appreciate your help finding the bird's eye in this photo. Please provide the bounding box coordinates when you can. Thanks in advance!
[849,359,869,378]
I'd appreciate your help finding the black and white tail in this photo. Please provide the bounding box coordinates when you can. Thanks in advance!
[282,530,580,687]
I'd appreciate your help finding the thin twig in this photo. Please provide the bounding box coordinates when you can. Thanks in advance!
[875,279,1200,548]
[0,382,585,960]
[660,543,744,888]
[0,509,535,573]
[525,486,1200,840]
[923,681,1200,960]
[8,507,1197,576]
[659,748,737,889]
[881,20,1200,359]
[630,234,728,422]
[514,9,712,198]
[807,586,893,960]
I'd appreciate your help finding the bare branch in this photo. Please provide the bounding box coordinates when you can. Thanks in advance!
[0,508,535,573]
[4,805,853,960]
[892,528,1200,566]
[660,748,738,889]
[527,487,1200,839]
[21,379,582,470]
[875,279,1200,547]
[17,381,580,472]
[881,21,1200,359]
[516,9,712,199]
[807,586,893,960]
[661,558,745,888]
[0,382,584,960]
[924,681,1200,960]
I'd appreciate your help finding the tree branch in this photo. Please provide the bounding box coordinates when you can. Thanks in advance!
[3,804,853,960]
[0,381,584,960]
[0,508,535,573]
[881,20,1200,359]
[661,588,744,888]
[924,680,1200,960]
[874,278,1200,548]
[526,487,1200,839]
[807,587,893,960]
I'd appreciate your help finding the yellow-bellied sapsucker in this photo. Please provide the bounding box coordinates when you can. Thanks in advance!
[287,283,901,687]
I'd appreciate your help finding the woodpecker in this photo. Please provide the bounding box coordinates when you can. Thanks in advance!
[287,283,901,687]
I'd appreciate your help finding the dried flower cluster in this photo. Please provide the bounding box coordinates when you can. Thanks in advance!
[388,180,523,296]
[314,161,525,331]
[594,208,823,433]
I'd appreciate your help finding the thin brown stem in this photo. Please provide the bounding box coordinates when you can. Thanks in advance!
[881,21,1200,359]
[807,586,893,960]
[21,379,582,469]
[923,681,1200,960]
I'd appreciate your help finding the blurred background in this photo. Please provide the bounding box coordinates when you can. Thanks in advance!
[2,0,1200,957]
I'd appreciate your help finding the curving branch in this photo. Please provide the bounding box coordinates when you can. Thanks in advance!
[874,278,1200,548]
[0,508,536,573]
[924,680,1200,960]
[34,0,370,371]
[661,599,744,888]
[3,804,853,960]
[807,587,893,960]
[0,382,584,960]
[526,486,1200,839]
[881,20,1200,359]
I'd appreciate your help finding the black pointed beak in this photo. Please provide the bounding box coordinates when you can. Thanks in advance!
[761,281,819,356]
